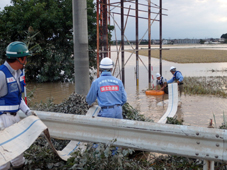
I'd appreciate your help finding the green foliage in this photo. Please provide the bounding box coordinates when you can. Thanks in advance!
[221,33,227,39]
[219,123,227,129]
[0,0,98,82]
[24,137,67,169]
[31,95,152,122]
[31,93,89,115]
[65,142,149,170]
[151,155,203,170]
[122,102,153,122]
[24,136,150,170]
[166,117,183,125]
[221,33,227,43]
[0,40,7,64]
[87,0,98,70]
[25,136,227,169]
[219,112,227,129]
[199,39,205,44]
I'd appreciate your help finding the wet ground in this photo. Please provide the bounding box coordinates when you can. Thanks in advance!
[27,44,227,128]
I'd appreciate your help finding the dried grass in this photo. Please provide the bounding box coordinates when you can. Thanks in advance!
[138,48,227,63]
[183,76,227,97]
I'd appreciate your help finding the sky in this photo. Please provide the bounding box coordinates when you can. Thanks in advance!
[0,0,227,40]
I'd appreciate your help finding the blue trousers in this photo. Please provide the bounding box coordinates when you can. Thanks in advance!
[98,105,123,119]
[97,105,122,155]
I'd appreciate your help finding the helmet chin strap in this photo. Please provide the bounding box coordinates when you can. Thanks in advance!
[16,58,26,68]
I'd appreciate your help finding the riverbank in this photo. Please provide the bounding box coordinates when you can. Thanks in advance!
[132,44,227,63]
[139,48,227,63]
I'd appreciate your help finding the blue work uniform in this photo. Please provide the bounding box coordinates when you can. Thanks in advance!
[156,77,167,86]
[167,71,184,84]
[0,65,25,115]
[156,76,168,94]
[86,71,127,119]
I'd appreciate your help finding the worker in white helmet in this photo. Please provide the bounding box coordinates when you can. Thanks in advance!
[86,57,127,119]
[167,66,184,96]
[155,73,168,94]
[86,57,127,155]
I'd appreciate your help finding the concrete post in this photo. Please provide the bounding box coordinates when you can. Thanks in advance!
[72,0,90,95]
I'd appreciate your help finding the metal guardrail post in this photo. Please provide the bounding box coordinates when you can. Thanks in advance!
[203,119,215,170]
[203,160,214,170]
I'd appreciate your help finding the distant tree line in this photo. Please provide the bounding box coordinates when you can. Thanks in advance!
[221,33,227,39]
[221,33,227,43]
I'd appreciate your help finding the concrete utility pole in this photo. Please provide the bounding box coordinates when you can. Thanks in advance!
[72,0,90,95]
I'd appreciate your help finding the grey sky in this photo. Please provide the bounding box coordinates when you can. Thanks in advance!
[0,0,226,40]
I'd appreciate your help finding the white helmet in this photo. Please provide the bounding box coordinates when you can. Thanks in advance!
[170,66,176,72]
[156,73,161,78]
[100,57,114,70]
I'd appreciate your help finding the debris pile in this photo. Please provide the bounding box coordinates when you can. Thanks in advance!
[32,92,89,115]
[31,92,151,122]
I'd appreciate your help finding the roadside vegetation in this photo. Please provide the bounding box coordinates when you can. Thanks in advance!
[26,94,153,169]
[24,93,204,170]
[0,0,114,82]
[25,136,206,170]
[26,91,227,169]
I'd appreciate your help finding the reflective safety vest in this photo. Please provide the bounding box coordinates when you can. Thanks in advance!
[157,77,167,86]
[0,65,25,114]
[173,71,182,81]
[158,77,164,86]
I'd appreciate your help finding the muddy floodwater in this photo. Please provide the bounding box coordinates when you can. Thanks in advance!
[27,44,227,128]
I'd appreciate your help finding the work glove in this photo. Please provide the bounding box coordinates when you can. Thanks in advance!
[26,110,37,116]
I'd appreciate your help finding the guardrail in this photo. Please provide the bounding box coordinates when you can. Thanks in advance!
[18,110,227,163]
[15,83,222,169]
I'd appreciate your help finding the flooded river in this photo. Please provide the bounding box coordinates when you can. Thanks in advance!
[27,44,227,128]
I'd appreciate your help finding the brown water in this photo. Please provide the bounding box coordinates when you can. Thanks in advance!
[27,44,227,128]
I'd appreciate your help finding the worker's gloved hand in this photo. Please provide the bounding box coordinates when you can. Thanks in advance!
[26,110,37,116]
